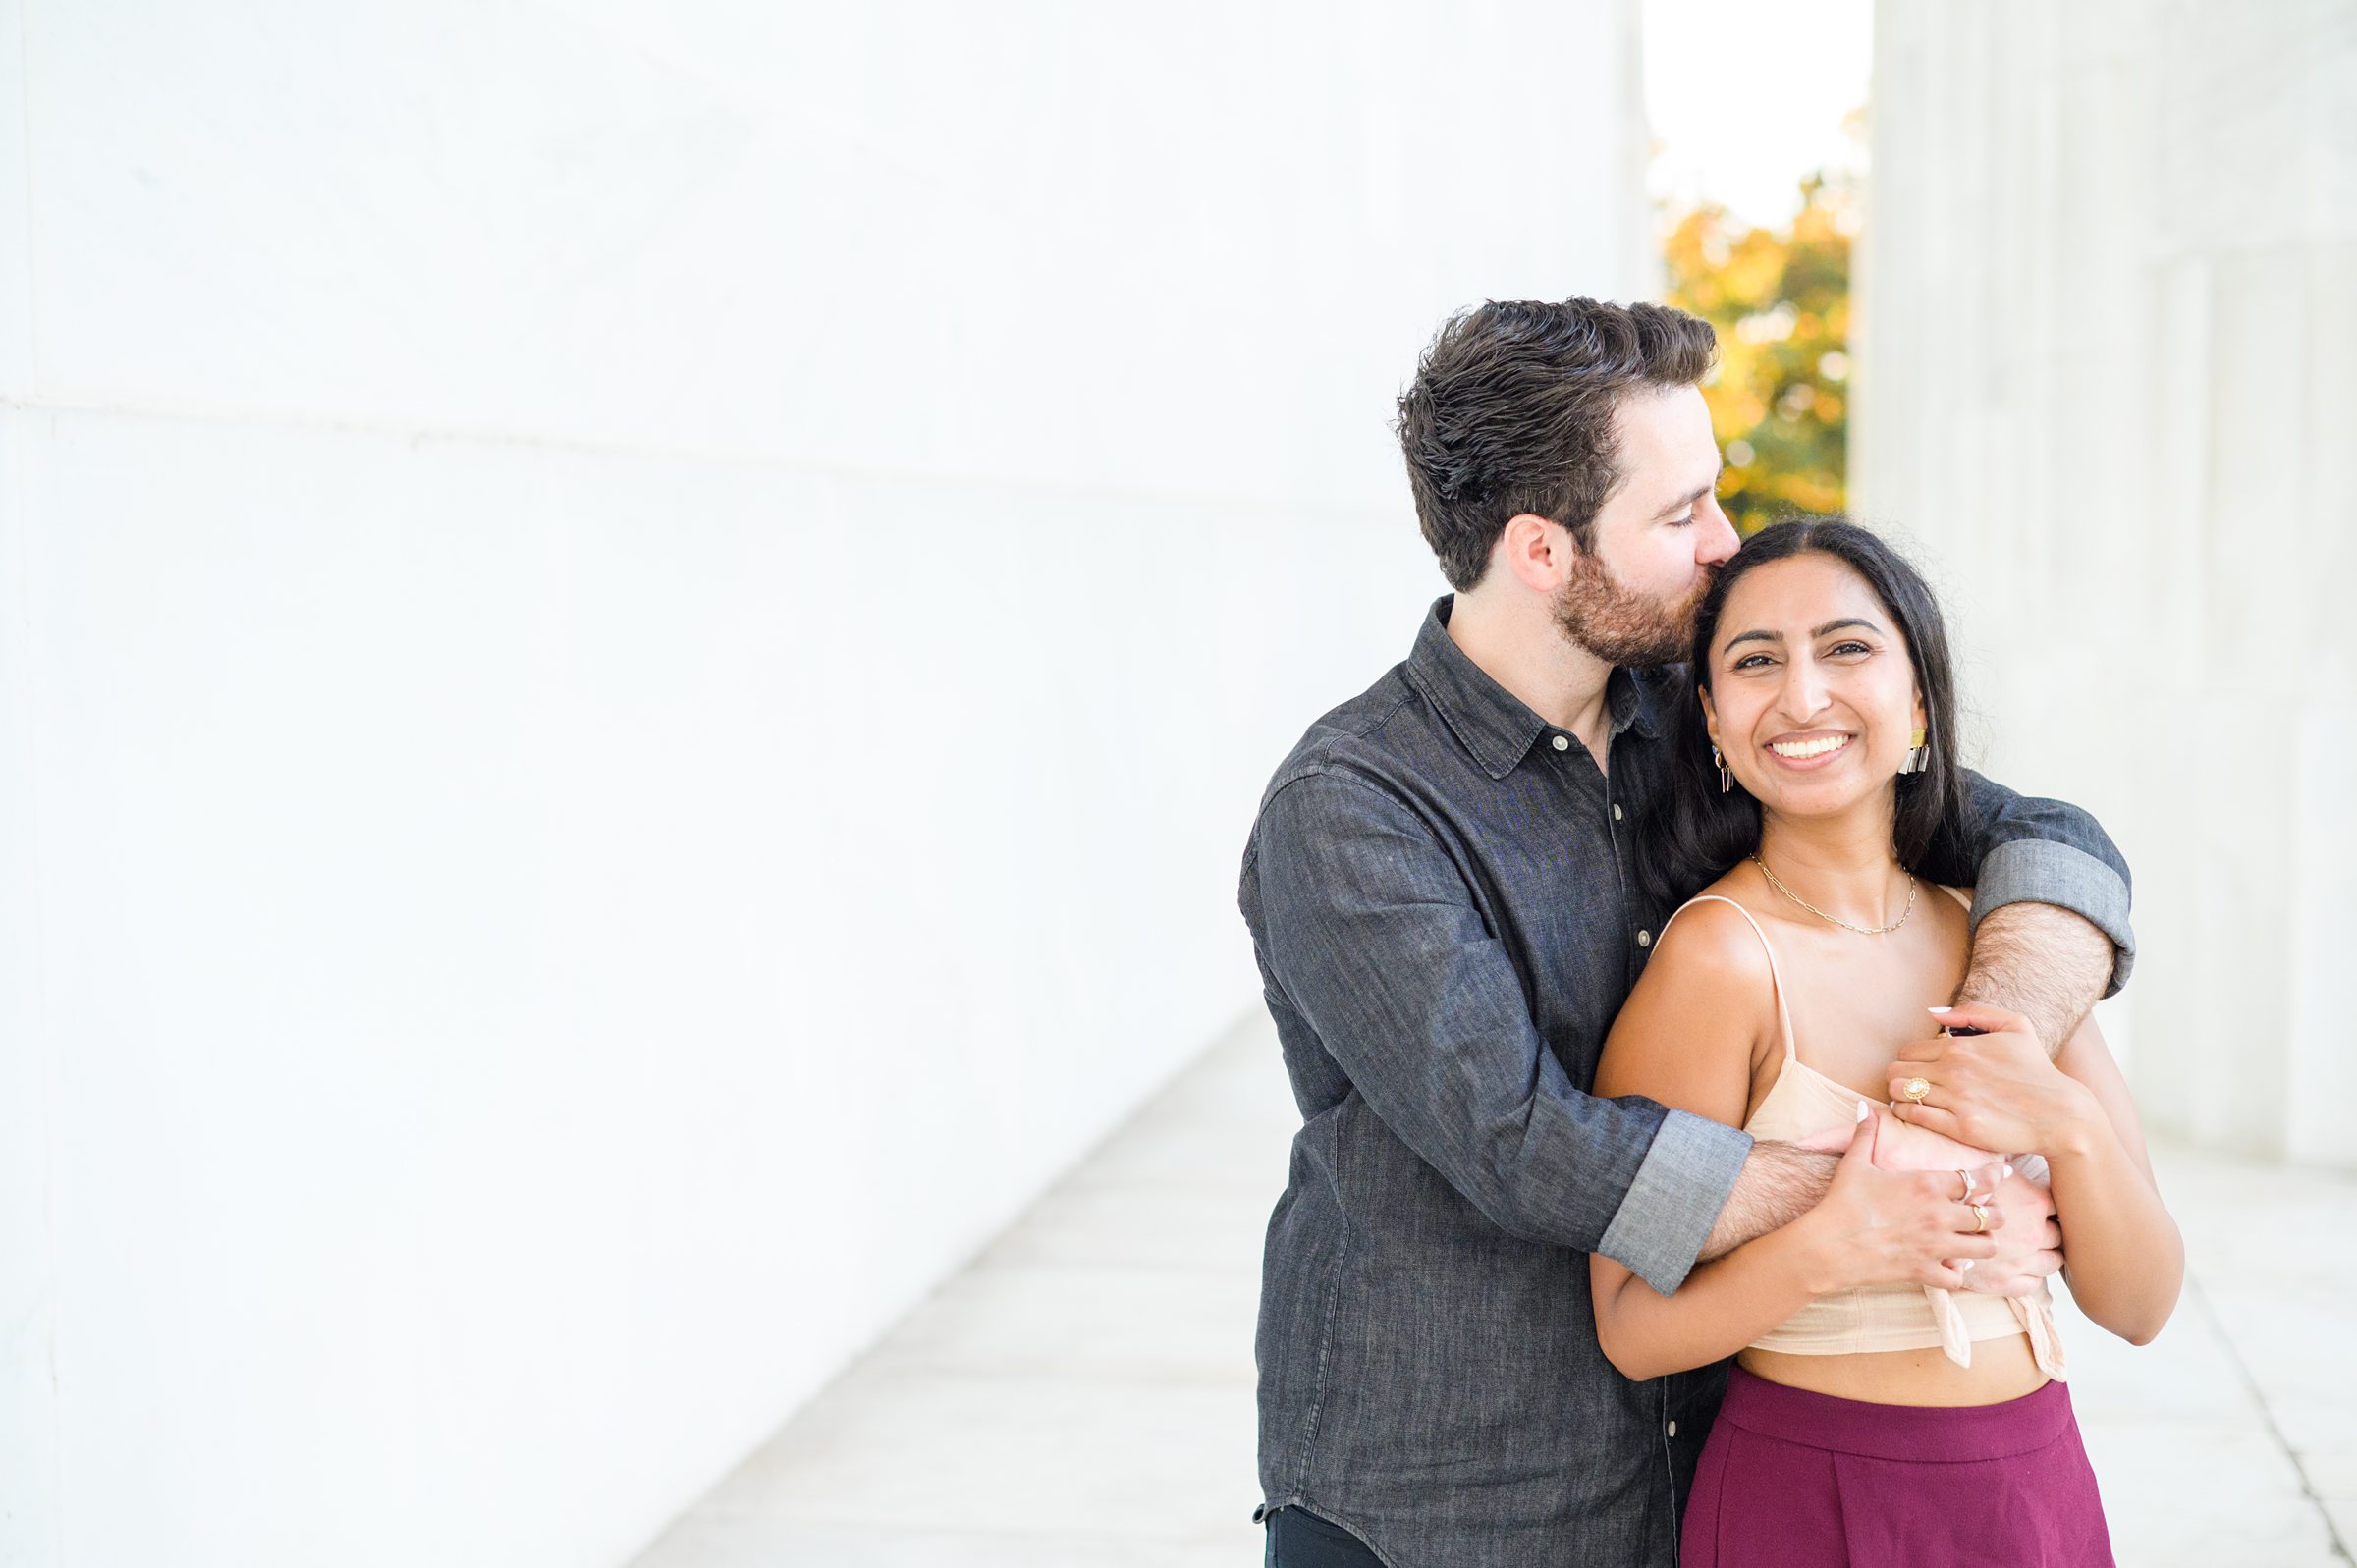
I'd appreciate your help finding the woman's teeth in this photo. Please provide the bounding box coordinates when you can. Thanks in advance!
[1769,735,1851,759]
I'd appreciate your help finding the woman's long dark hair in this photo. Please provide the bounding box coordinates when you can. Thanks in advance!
[1637,516,1981,910]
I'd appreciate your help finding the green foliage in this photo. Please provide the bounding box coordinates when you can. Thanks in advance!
[1663,169,1856,534]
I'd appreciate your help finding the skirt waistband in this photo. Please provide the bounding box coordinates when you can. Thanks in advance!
[1715,1365,2071,1463]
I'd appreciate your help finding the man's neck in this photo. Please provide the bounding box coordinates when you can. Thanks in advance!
[1446,590,1617,751]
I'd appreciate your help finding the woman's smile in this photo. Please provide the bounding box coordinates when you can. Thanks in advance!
[1764,730,1857,768]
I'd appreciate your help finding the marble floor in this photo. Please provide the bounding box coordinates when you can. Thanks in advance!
[629,1015,2357,1567]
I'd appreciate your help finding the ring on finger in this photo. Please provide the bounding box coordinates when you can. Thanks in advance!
[1954,1167,1977,1201]
[1969,1203,1991,1234]
[1901,1076,1932,1105]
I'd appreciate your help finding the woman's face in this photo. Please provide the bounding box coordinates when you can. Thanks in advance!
[1699,552,1925,820]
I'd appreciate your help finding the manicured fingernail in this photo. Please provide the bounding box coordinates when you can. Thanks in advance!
[1927,1006,1952,1014]
[1853,1100,1869,1122]
[2002,1163,2015,1177]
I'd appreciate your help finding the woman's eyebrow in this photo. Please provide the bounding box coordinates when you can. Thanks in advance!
[1723,618,1884,652]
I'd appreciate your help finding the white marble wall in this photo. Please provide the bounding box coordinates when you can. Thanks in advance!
[0,3,1650,1566]
[1854,0,2357,1166]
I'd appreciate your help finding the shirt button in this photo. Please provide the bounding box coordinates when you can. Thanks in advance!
[1551,734,1570,751]
[1636,930,1652,947]
[1612,803,1623,821]
[1668,1420,1678,1437]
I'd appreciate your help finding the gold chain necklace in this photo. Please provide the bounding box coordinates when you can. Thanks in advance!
[1749,853,1917,935]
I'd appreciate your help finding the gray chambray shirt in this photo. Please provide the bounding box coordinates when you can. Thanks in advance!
[1239,597,2133,1567]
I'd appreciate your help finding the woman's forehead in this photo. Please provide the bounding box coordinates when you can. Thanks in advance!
[1717,553,1887,632]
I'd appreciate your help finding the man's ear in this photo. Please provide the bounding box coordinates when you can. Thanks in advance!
[1496,513,1572,594]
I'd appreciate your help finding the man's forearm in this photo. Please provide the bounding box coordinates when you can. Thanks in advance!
[1955,901,2112,1055]
[1698,1142,1836,1260]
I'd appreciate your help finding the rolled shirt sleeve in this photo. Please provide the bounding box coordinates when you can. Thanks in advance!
[1962,773,2138,995]
[1597,1108,1753,1295]
[1254,768,1749,1294]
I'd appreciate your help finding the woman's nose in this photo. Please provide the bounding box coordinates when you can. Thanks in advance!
[1778,659,1833,721]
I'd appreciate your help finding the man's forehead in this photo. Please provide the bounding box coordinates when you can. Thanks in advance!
[1609,389,1719,510]
[1614,386,1718,474]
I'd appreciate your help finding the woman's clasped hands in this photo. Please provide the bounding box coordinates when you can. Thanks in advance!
[1794,1097,2064,1300]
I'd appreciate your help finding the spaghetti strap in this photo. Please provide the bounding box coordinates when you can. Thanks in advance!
[1660,894,1797,1063]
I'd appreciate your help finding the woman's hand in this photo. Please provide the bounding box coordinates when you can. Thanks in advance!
[1962,1162,2064,1299]
[1886,1003,2105,1156]
[1791,1104,2006,1294]
[1796,1099,2061,1297]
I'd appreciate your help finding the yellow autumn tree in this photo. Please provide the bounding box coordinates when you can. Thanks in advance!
[1663,167,1856,534]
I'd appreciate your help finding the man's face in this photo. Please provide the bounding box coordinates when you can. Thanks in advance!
[1554,385,1741,666]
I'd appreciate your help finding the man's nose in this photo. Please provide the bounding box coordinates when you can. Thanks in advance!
[1697,495,1740,565]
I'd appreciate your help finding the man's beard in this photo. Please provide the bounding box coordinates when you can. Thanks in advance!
[1553,550,1717,668]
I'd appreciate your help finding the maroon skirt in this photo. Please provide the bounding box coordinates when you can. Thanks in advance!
[1680,1365,2115,1567]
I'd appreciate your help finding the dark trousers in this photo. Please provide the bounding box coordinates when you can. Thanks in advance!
[1264,1505,1385,1567]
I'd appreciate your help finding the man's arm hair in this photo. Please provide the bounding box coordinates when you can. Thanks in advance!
[1698,1142,1836,1260]
[1955,900,2115,1056]
[1957,771,2135,1001]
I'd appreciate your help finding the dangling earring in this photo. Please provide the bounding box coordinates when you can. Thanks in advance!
[1901,725,1929,776]
[1711,743,1733,793]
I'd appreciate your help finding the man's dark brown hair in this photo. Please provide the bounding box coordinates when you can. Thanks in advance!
[1396,298,1719,591]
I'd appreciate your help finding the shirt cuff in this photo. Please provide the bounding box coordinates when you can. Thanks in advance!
[1595,1108,1752,1296]
[1969,838,2137,997]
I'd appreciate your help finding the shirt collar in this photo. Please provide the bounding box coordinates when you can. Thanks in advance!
[1407,597,1663,781]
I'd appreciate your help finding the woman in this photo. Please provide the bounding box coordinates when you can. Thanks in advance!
[1587,518,2180,1566]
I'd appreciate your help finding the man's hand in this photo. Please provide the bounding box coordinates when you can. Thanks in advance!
[1888,1004,2104,1155]
[1791,1105,2006,1293]
[1796,1094,1992,1167]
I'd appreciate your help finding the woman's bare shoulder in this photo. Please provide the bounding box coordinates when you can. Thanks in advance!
[1603,882,1781,1109]
[1645,886,1777,997]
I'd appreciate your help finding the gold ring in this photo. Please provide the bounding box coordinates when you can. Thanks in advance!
[1902,1077,1932,1105]
[1955,1168,1977,1201]
[1970,1203,1991,1233]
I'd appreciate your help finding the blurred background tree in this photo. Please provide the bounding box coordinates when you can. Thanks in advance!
[1663,160,1857,533]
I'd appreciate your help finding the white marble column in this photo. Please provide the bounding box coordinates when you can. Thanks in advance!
[1854,0,2357,1166]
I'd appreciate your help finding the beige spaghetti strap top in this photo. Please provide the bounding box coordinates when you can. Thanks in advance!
[1661,893,2065,1377]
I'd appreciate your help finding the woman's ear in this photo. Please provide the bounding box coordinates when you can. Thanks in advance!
[1699,685,1720,749]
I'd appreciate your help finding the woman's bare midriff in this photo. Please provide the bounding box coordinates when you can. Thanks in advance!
[1739,1333,2049,1407]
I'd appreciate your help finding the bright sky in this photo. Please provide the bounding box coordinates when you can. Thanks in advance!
[1642,0,1875,229]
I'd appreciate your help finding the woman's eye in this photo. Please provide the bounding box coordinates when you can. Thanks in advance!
[1828,640,1872,657]
[1732,653,1773,671]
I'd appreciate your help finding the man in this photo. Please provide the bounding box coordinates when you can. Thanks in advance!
[1240,298,2131,1566]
